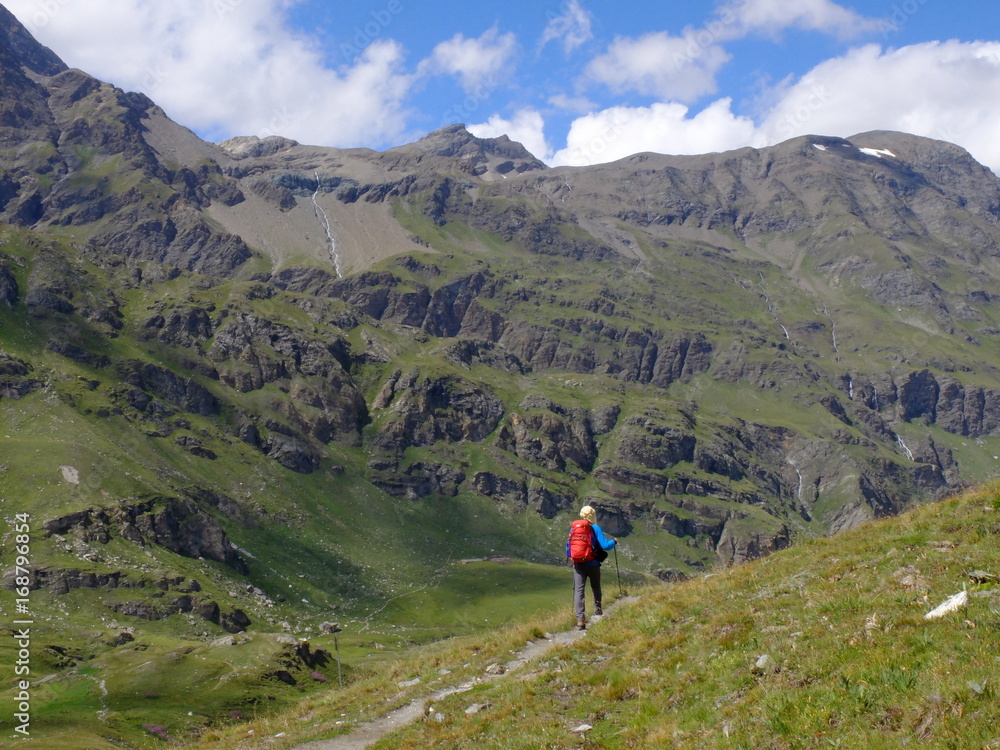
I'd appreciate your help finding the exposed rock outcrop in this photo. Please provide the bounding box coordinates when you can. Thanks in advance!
[43,496,246,572]
[116,360,219,416]
[715,518,792,565]
[107,595,250,632]
[497,409,597,473]
[0,262,17,306]
[371,372,504,453]
[897,370,1000,437]
[0,350,40,399]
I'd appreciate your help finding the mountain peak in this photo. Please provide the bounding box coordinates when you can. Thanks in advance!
[217,134,300,159]
[391,123,546,178]
[0,4,66,76]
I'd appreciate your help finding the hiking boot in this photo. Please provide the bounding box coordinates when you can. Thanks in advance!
[594,605,603,616]
[577,621,586,630]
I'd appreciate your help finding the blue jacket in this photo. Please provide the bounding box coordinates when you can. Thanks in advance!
[566,522,616,566]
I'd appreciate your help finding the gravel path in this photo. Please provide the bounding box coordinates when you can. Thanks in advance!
[294,596,639,749]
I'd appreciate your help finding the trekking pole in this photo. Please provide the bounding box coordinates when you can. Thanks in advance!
[613,546,624,597]
[330,623,343,689]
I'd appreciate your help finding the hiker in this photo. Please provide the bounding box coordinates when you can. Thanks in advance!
[566,505,616,630]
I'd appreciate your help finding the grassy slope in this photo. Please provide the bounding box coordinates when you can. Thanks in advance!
[194,481,1000,749]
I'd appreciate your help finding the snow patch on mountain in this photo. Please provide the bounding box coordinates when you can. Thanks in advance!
[859,147,896,159]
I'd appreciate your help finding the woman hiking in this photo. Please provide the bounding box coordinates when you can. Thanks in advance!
[566,505,616,630]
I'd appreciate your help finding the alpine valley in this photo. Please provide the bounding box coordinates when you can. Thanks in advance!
[2,3,1000,747]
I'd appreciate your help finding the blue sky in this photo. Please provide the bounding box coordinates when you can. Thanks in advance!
[7,0,1000,170]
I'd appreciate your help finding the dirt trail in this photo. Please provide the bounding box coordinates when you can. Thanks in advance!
[294,596,639,750]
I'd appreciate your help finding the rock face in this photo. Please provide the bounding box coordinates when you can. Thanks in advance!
[0,350,40,399]
[207,312,367,451]
[715,519,792,566]
[895,369,1000,437]
[43,496,246,572]
[106,596,250,633]
[372,373,505,452]
[614,413,697,471]
[0,263,17,306]
[0,564,252,629]
[117,360,220,416]
[497,409,597,473]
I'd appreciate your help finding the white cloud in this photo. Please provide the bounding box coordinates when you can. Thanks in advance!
[582,0,882,103]
[468,109,551,162]
[421,27,518,93]
[551,99,758,166]
[548,93,598,114]
[757,41,1000,171]
[715,0,886,40]
[539,0,593,54]
[556,40,1000,174]
[584,31,730,101]
[4,0,413,147]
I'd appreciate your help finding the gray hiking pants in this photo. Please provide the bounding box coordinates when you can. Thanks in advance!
[573,563,602,621]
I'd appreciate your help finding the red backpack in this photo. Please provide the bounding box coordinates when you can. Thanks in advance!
[568,519,597,563]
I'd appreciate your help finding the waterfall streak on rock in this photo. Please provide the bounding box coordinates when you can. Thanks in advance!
[896,435,914,461]
[312,173,342,278]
